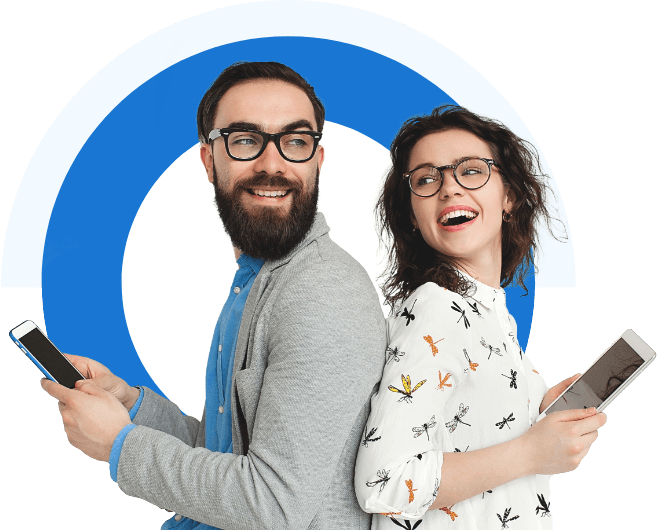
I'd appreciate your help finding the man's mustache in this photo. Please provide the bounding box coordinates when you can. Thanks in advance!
[235,173,302,192]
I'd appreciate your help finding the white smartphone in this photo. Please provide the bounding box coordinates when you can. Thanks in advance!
[9,320,85,389]
[538,329,655,420]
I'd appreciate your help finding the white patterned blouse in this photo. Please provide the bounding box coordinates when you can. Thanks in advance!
[355,275,552,530]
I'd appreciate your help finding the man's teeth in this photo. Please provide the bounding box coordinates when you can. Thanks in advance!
[440,210,478,225]
[253,189,288,197]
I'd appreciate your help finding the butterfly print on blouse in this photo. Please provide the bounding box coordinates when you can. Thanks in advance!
[496,413,516,430]
[482,489,493,499]
[362,426,381,447]
[497,507,520,528]
[466,299,483,319]
[480,337,502,359]
[437,371,452,391]
[440,506,458,521]
[386,346,406,365]
[454,445,469,452]
[422,478,439,508]
[535,493,551,517]
[389,518,422,530]
[412,415,437,441]
[366,469,391,492]
[451,301,470,328]
[445,403,471,433]
[405,479,417,503]
[389,374,427,403]
[501,369,518,389]
[423,334,444,356]
[463,349,479,372]
[401,299,417,326]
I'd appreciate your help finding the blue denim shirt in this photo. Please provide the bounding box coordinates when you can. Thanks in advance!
[109,253,263,529]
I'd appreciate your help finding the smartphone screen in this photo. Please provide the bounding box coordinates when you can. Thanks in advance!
[18,328,84,389]
[546,337,645,414]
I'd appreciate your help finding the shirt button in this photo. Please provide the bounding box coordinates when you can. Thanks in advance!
[218,344,222,353]
[174,514,182,522]
[218,406,225,414]
[234,286,241,294]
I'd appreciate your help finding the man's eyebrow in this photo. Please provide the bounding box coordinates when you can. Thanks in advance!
[222,119,315,133]
[225,121,261,131]
[281,119,315,132]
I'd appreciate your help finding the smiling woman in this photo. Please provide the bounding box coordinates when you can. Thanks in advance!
[355,105,607,529]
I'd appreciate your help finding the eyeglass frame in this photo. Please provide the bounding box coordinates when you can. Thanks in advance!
[208,128,323,163]
[403,157,498,197]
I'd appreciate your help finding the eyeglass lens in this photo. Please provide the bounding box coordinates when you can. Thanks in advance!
[226,131,316,161]
[410,158,490,196]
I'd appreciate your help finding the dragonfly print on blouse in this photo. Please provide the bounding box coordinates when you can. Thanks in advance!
[436,371,452,391]
[445,403,471,433]
[451,301,470,329]
[389,374,427,403]
[480,337,502,360]
[401,299,417,326]
[495,413,516,430]
[386,346,406,365]
[463,348,479,372]
[440,506,458,521]
[412,415,437,440]
[466,299,483,319]
[501,369,518,389]
[422,478,439,508]
[497,507,520,529]
[389,518,422,530]
[362,426,381,447]
[366,469,391,492]
[535,493,551,517]
[405,479,417,503]
[423,334,443,356]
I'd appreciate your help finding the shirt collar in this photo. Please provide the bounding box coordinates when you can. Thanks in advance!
[237,253,265,275]
[457,269,505,310]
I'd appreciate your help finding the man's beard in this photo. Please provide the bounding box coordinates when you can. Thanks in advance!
[213,168,319,261]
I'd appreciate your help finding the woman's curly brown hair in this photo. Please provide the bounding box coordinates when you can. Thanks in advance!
[377,105,561,311]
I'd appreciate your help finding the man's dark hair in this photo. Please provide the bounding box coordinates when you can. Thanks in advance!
[377,104,562,310]
[197,61,325,143]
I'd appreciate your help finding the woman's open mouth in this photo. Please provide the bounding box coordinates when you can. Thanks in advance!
[439,209,479,227]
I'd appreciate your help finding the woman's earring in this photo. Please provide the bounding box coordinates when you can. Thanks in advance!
[502,210,512,223]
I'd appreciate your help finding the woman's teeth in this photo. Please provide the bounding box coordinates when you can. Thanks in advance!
[440,210,478,226]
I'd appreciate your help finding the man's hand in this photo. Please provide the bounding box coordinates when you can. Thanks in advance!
[540,373,581,414]
[521,407,607,476]
[64,354,140,410]
[41,378,131,462]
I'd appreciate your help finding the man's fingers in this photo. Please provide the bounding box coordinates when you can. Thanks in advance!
[41,378,73,402]
[74,379,110,398]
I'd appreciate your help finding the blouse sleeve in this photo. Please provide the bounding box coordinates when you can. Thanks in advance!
[354,283,471,519]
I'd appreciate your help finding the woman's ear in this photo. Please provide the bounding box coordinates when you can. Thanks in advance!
[503,185,516,215]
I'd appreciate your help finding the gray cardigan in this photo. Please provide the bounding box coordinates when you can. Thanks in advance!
[117,213,387,530]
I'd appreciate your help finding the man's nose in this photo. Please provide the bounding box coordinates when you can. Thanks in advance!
[252,138,287,175]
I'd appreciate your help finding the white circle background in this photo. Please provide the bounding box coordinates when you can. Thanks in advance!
[1,1,575,416]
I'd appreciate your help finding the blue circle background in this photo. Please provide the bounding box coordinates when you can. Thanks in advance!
[43,37,534,398]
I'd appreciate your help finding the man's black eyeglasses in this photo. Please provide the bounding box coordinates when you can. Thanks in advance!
[209,128,322,163]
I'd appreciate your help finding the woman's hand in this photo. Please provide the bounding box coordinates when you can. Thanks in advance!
[540,373,580,413]
[522,407,607,476]
[64,354,140,410]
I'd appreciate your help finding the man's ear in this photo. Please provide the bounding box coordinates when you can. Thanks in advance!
[200,143,215,184]
[316,144,325,175]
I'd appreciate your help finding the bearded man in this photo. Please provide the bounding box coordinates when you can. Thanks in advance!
[42,62,386,530]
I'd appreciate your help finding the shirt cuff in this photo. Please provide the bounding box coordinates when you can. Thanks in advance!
[128,387,144,420]
[109,423,136,482]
